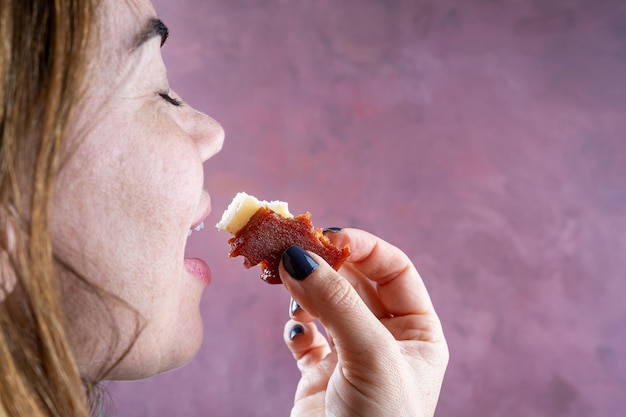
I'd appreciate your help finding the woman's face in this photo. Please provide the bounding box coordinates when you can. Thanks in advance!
[51,0,224,379]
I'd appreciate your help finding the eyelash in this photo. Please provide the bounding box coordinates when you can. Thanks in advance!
[159,92,183,107]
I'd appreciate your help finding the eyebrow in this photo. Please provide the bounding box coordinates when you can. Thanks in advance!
[132,18,169,50]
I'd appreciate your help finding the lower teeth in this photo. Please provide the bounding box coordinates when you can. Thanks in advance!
[188,222,205,237]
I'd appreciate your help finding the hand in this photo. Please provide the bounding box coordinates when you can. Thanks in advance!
[280,229,448,417]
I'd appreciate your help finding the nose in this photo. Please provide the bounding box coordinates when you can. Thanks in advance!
[182,107,225,162]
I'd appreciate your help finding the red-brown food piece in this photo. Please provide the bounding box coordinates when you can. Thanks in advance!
[228,207,350,284]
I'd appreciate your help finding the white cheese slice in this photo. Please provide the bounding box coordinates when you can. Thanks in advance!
[215,192,293,235]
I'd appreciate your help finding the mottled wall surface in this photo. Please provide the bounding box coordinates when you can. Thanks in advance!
[106,1,626,416]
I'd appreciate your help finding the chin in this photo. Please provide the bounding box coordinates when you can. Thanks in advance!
[104,319,205,381]
[162,326,205,373]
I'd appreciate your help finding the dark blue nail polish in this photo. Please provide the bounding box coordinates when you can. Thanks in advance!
[323,227,343,233]
[289,324,304,341]
[282,246,318,281]
[289,298,301,316]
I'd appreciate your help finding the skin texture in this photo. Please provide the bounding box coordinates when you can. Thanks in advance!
[51,0,224,380]
[45,0,448,413]
[280,229,449,417]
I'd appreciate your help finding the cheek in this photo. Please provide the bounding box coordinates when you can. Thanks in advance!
[52,114,202,295]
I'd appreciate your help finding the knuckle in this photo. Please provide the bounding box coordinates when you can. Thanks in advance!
[320,277,358,314]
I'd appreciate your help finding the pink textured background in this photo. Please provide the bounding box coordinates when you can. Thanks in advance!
[106,1,626,416]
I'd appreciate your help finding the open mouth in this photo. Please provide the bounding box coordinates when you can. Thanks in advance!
[184,220,211,286]
[182,191,213,285]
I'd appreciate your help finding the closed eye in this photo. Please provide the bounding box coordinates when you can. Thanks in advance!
[159,92,183,107]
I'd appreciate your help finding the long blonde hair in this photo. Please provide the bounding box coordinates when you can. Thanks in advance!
[0,1,97,416]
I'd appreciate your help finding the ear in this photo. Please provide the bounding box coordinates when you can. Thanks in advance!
[0,223,17,302]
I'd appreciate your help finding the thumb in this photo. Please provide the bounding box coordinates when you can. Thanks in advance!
[280,245,395,362]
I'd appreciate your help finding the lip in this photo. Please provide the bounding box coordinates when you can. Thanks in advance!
[190,191,212,230]
[184,191,213,286]
[184,258,212,286]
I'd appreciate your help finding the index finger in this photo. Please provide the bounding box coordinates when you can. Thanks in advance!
[326,228,435,317]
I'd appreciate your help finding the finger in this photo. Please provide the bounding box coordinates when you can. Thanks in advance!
[334,262,388,319]
[289,298,315,323]
[325,228,435,317]
[280,246,397,364]
[380,313,445,343]
[283,319,332,373]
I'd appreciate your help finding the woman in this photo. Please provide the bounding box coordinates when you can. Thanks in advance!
[0,1,448,416]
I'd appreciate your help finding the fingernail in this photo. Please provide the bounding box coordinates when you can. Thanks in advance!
[289,298,301,316]
[289,324,304,341]
[323,227,342,233]
[282,246,318,281]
